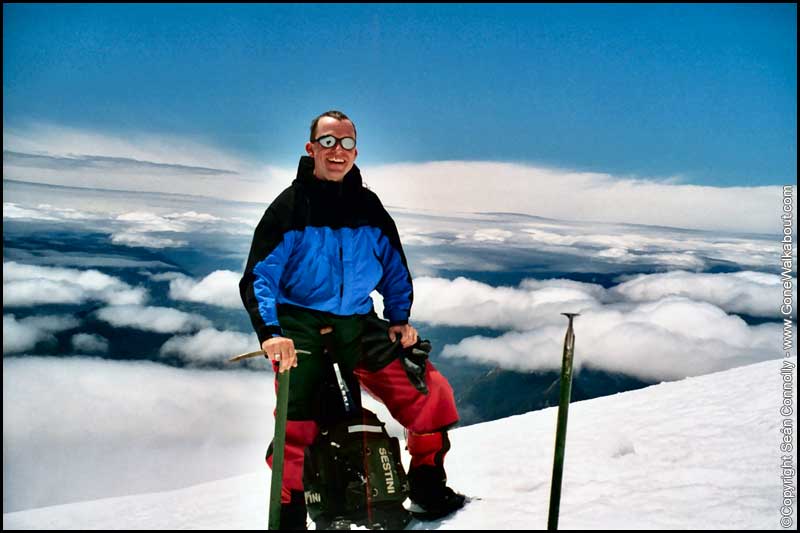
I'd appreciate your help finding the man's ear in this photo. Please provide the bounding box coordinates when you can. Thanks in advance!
[305,142,314,156]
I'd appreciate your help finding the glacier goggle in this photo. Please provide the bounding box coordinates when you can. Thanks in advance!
[313,135,356,150]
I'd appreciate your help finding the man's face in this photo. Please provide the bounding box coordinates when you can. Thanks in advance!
[305,117,358,182]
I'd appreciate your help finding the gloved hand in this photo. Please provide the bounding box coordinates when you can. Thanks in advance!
[401,339,431,395]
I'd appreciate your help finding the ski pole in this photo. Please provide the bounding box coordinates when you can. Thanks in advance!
[547,313,579,531]
[268,368,291,530]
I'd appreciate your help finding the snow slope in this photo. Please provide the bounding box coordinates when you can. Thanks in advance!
[4,357,794,530]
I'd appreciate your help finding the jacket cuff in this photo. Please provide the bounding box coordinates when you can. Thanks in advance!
[257,325,284,345]
[385,307,410,325]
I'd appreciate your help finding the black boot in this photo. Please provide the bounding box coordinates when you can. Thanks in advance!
[279,490,308,530]
[407,465,466,520]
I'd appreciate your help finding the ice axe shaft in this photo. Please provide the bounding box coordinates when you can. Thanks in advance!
[547,313,579,530]
[268,368,291,529]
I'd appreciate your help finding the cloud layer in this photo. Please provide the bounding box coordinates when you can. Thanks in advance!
[5,123,795,233]
[400,272,793,381]
[2,356,404,512]
[611,270,792,318]
[441,298,782,381]
[95,305,211,334]
[4,314,81,354]
[159,328,259,364]
[70,333,110,354]
[3,262,148,307]
[3,123,289,205]
[154,270,242,309]
[2,357,274,512]
[366,161,793,234]
[409,271,792,327]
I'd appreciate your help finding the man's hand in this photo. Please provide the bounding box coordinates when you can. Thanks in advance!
[261,336,297,373]
[388,323,419,349]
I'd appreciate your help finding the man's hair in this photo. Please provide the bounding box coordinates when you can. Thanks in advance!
[310,110,357,141]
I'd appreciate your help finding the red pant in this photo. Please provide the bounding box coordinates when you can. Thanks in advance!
[268,357,459,503]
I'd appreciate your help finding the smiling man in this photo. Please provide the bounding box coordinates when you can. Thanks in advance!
[239,110,465,529]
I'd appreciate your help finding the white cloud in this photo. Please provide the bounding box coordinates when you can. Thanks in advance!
[165,270,242,309]
[2,356,404,512]
[107,209,254,247]
[115,212,190,232]
[611,270,796,318]
[95,305,211,334]
[3,202,59,220]
[5,124,795,233]
[111,211,257,248]
[110,232,188,249]
[400,273,791,381]
[408,270,792,332]
[108,212,191,248]
[164,211,222,223]
[3,262,148,307]
[149,272,186,282]
[392,209,784,273]
[4,248,175,270]
[3,202,102,221]
[3,123,289,203]
[511,223,781,270]
[365,161,793,234]
[106,209,251,249]
[472,229,514,242]
[409,276,603,330]
[441,297,783,381]
[3,314,81,354]
[1,357,275,511]
[71,333,110,354]
[4,123,247,173]
[159,328,259,364]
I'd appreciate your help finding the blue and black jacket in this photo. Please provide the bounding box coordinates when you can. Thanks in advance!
[240,156,413,344]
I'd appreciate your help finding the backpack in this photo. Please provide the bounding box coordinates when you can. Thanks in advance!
[303,408,412,530]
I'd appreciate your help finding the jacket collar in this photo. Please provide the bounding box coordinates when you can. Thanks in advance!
[295,156,363,191]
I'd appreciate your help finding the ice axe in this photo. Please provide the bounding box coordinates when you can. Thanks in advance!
[547,313,579,530]
[228,348,311,363]
[227,348,307,529]
[268,366,291,530]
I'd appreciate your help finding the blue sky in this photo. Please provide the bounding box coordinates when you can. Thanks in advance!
[3,3,796,186]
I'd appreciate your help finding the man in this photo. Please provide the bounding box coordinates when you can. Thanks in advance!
[240,110,464,529]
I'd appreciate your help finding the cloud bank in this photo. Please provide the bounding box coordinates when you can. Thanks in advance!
[95,305,211,334]
[441,298,781,382]
[1,357,274,512]
[611,270,793,318]
[402,272,792,381]
[154,270,242,309]
[3,314,81,354]
[2,356,406,513]
[70,333,110,354]
[159,328,258,364]
[3,262,148,307]
[365,162,792,234]
[5,123,795,233]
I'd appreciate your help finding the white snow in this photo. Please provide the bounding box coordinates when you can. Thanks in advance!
[3,357,795,530]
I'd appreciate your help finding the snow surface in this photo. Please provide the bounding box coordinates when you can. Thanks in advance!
[4,357,795,530]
